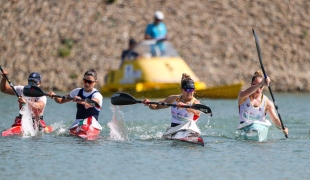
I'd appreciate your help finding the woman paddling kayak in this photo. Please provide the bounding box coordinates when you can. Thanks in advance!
[237,71,288,141]
[1,69,50,136]
[142,73,204,145]
[48,69,103,140]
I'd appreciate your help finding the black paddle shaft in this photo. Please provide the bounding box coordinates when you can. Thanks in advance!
[147,102,212,115]
[111,92,212,115]
[252,29,287,138]
[23,85,101,109]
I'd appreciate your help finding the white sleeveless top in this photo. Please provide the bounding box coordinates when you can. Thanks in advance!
[171,95,199,124]
[239,95,268,123]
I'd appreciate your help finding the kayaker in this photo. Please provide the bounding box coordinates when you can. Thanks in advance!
[144,11,168,56]
[142,73,201,127]
[238,71,289,136]
[0,69,48,131]
[47,69,103,138]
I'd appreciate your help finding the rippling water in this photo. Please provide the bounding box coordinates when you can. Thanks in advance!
[0,93,310,180]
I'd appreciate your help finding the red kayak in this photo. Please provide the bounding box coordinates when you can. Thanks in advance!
[2,116,53,136]
[68,116,102,140]
[2,125,53,137]
[69,125,100,140]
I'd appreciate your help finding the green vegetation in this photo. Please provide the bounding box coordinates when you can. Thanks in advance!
[58,38,74,58]
[302,30,308,39]
[69,72,78,79]
[106,0,116,4]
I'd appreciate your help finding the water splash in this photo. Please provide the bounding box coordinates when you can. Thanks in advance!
[50,121,67,136]
[127,124,164,140]
[107,105,128,141]
[20,98,37,137]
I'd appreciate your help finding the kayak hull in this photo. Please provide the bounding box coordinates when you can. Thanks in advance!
[162,120,205,146]
[163,130,204,146]
[2,126,22,136]
[237,120,271,142]
[69,124,100,140]
[2,125,53,137]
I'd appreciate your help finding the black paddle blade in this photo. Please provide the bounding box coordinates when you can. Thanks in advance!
[23,85,45,97]
[111,92,139,105]
[191,104,212,116]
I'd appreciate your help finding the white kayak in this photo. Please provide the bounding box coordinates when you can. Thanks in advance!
[236,120,272,142]
[162,120,204,146]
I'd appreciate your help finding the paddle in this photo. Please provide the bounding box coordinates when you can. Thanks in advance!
[252,28,288,138]
[23,85,101,109]
[111,92,212,116]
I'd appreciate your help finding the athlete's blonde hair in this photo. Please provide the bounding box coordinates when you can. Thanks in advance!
[251,71,263,83]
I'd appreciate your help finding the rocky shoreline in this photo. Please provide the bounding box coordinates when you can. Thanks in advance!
[1,0,309,92]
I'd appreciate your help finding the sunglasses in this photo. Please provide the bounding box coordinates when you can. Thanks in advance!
[183,88,195,92]
[83,78,95,84]
[28,80,38,86]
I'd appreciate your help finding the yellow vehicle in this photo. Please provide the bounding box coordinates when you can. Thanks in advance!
[101,40,244,99]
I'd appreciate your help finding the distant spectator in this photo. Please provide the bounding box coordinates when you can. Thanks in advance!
[120,38,139,68]
[145,11,167,41]
[144,11,168,56]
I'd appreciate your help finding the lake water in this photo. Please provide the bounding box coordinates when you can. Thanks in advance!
[0,92,310,180]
